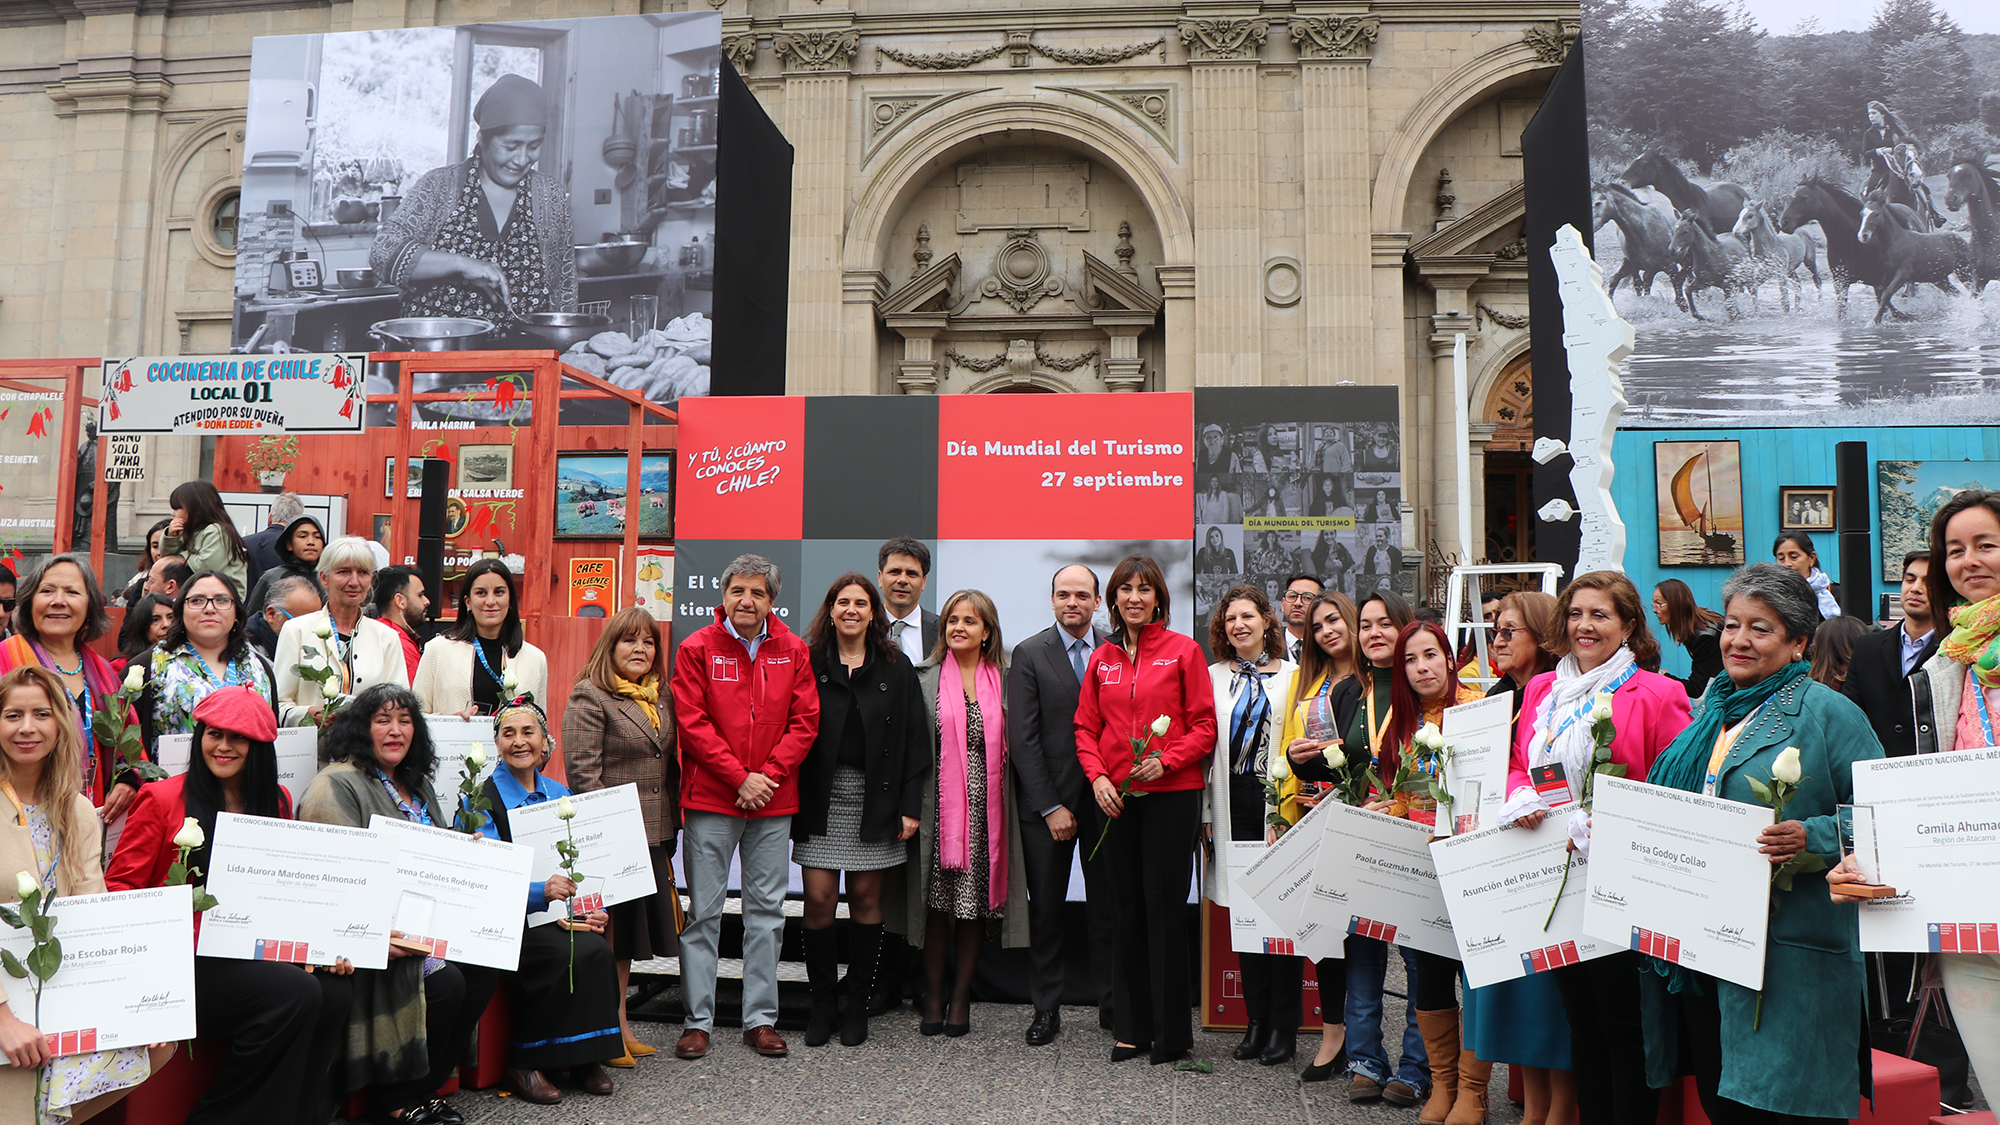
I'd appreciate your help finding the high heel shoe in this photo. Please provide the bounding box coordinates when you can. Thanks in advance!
[1110,1042,1152,1062]
[920,1000,945,1037]
[1301,1046,1347,1083]
[622,1038,658,1058]
[943,998,971,1037]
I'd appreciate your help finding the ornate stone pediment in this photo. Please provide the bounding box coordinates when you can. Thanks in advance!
[1289,15,1379,60]
[1081,250,1163,314]
[1177,18,1268,62]
[1406,183,1527,263]
[878,252,963,317]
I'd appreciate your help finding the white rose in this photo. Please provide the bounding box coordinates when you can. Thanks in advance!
[1772,746,1803,785]
[122,665,145,694]
[14,872,36,899]
[557,796,577,820]
[502,668,520,695]
[1270,753,1291,783]
[1590,692,1616,723]
[313,622,334,640]
[467,744,486,770]
[173,816,205,850]
[1419,723,1444,752]
[1149,715,1172,738]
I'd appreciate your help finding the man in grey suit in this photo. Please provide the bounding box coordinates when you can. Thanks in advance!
[1008,563,1118,1045]
[878,537,939,664]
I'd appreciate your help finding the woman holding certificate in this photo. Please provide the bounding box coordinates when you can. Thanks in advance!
[562,609,678,1064]
[1275,589,1359,1080]
[1201,586,1300,1067]
[468,694,621,1105]
[1289,591,1427,1101]
[1503,571,1689,1125]
[907,590,1028,1040]
[1076,557,1216,1066]
[0,666,173,1124]
[107,685,352,1125]
[413,560,548,717]
[1640,562,1880,1124]
[1841,490,2000,1098]
[298,684,495,1125]
[274,539,408,729]
[1461,590,1574,1125]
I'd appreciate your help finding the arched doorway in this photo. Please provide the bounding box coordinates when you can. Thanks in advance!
[1482,350,1535,571]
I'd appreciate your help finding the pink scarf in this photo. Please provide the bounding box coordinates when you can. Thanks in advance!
[936,658,1009,911]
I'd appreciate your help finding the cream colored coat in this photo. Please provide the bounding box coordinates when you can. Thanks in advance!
[0,791,104,1125]
[411,636,549,717]
[273,609,410,726]
[1201,659,1296,907]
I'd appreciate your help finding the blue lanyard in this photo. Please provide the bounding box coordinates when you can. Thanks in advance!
[1977,684,1996,748]
[1542,665,1639,751]
[191,650,244,688]
[472,639,505,695]
[374,770,432,826]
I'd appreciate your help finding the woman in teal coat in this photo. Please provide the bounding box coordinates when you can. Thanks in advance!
[1637,562,1881,1123]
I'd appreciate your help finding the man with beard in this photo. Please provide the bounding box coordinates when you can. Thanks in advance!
[367,564,432,678]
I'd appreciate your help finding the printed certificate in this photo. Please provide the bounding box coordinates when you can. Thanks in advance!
[0,885,197,1056]
[1223,840,1299,955]
[423,715,497,810]
[1849,747,2000,953]
[1582,776,1771,991]
[1431,820,1614,988]
[1441,694,1515,835]
[197,813,397,969]
[370,816,534,970]
[159,727,319,799]
[1301,803,1457,958]
[1236,796,1344,960]
[508,784,658,927]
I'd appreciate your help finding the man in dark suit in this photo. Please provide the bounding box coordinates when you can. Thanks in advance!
[877,537,938,664]
[1008,563,1118,1045]
[1844,551,1939,758]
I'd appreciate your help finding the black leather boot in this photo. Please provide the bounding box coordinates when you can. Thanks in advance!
[841,922,883,1047]
[803,925,839,1047]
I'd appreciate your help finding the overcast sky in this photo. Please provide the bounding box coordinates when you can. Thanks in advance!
[1744,0,2000,36]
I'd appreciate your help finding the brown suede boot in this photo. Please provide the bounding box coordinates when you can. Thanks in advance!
[1414,1009,1460,1125]
[1445,1050,1491,1125]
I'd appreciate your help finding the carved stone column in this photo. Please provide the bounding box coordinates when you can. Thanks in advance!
[1156,264,1196,392]
[1292,15,1377,385]
[773,25,860,394]
[1427,306,1476,569]
[1179,11,1266,386]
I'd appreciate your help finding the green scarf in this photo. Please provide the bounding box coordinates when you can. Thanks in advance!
[1648,659,1811,796]
[1941,593,2000,688]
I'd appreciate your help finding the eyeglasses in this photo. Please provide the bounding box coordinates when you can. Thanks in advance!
[1492,627,1520,641]
[184,596,236,611]
[1281,591,1318,603]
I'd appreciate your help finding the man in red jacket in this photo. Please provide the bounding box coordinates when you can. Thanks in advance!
[669,553,819,1061]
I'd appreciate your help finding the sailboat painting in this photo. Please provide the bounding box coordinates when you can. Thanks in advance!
[1653,441,1745,567]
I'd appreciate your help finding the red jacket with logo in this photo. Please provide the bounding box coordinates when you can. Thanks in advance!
[1073,622,1217,794]
[671,607,820,818]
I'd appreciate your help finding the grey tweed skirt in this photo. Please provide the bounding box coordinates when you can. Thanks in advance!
[794,765,906,872]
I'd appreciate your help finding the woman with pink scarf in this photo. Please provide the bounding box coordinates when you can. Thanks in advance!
[904,589,1029,1038]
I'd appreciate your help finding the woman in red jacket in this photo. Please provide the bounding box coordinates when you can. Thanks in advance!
[105,686,354,1125]
[1075,555,1218,1066]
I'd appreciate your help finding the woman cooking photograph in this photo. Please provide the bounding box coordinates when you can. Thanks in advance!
[370,73,578,324]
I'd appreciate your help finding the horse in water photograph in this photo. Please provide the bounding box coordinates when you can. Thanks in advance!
[1582,0,2000,428]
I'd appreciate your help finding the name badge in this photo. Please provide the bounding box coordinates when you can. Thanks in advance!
[1530,763,1574,809]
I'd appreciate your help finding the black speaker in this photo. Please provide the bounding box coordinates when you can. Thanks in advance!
[1835,441,1871,620]
[418,457,449,621]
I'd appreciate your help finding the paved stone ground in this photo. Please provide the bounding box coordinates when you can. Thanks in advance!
[454,1001,1533,1125]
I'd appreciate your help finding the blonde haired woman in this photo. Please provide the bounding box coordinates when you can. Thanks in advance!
[0,666,173,1124]
[273,537,407,728]
[906,590,1028,1038]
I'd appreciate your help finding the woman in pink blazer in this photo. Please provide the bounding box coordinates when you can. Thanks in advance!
[1501,571,1691,1125]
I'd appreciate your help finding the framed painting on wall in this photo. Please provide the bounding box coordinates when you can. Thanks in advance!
[553,452,674,539]
[1654,440,1745,567]
[1878,461,2000,581]
[456,444,515,491]
[1779,486,1835,532]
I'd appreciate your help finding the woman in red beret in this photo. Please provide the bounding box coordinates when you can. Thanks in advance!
[106,685,354,1125]
[370,73,578,325]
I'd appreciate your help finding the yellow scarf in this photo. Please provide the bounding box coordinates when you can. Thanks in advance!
[615,674,662,730]
[1942,594,2000,689]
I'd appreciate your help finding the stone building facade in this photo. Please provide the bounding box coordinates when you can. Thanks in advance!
[0,0,1573,578]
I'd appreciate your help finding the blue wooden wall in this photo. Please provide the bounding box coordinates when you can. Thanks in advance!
[1608,427,2000,679]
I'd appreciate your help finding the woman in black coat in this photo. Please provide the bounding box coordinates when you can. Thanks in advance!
[792,573,928,1048]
